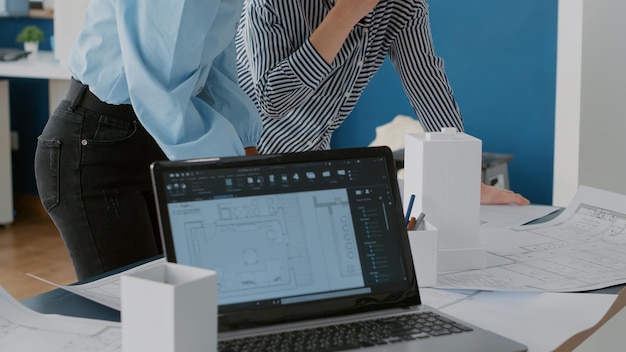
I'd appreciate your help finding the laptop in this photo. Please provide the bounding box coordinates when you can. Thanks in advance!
[150,146,527,352]
[0,48,30,61]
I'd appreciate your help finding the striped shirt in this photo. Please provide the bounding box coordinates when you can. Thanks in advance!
[236,0,463,154]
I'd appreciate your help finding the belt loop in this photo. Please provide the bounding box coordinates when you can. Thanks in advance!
[68,82,88,112]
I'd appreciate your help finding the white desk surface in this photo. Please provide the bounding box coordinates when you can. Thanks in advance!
[0,51,71,80]
[573,306,626,351]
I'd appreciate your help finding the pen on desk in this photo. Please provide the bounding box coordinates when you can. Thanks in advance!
[415,212,426,231]
[406,217,417,231]
[404,194,415,225]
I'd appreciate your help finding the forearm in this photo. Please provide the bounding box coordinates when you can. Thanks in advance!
[240,4,332,119]
[255,41,331,118]
[241,0,378,117]
[309,6,360,64]
[310,0,379,64]
[390,6,464,132]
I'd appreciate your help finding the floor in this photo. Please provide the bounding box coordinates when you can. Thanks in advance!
[0,195,76,301]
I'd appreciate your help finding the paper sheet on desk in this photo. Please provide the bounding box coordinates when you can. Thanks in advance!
[0,285,121,350]
[28,257,165,311]
[437,186,626,292]
[479,204,560,229]
[419,288,617,352]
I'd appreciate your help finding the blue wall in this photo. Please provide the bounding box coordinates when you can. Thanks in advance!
[1,17,53,195]
[332,0,558,205]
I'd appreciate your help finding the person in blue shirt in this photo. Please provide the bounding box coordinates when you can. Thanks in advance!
[34,0,262,280]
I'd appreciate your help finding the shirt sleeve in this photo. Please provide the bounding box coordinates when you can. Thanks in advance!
[115,0,261,160]
[199,37,262,150]
[388,3,464,133]
[240,3,333,119]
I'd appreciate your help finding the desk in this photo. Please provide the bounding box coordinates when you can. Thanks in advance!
[20,279,625,351]
[18,207,626,351]
[0,51,71,79]
[0,51,71,223]
[0,51,71,122]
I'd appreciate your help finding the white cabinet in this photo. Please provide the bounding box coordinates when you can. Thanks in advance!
[0,80,13,224]
[553,0,626,206]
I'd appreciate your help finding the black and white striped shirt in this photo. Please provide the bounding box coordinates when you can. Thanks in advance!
[236,0,463,154]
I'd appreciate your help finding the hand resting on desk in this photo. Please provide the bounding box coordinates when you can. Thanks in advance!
[244,146,259,156]
[480,183,530,205]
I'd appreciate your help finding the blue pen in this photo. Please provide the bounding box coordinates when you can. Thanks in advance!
[405,194,415,225]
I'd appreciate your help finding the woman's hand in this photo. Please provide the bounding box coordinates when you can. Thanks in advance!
[480,183,530,205]
[244,147,259,156]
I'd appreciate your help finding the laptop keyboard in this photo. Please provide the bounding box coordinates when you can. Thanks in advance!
[218,311,474,352]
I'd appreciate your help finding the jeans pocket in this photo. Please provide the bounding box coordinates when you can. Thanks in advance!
[34,138,61,212]
[89,115,137,143]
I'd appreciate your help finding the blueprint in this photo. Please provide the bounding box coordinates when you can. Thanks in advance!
[479,203,560,229]
[28,258,165,311]
[0,285,121,351]
[437,186,626,292]
[166,188,363,305]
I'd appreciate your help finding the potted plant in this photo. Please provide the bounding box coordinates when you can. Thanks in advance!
[16,25,45,55]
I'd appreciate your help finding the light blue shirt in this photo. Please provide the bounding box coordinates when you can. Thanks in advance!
[69,0,262,160]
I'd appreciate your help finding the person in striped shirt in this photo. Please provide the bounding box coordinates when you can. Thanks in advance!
[236,0,529,205]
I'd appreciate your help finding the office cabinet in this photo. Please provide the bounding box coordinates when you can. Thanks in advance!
[0,80,13,224]
[554,0,626,205]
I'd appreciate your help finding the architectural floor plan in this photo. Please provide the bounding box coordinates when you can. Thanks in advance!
[438,186,626,292]
[0,287,121,351]
[167,189,364,304]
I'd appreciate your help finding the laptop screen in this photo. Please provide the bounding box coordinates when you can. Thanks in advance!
[151,147,420,330]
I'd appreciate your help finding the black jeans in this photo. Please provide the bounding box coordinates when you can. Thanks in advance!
[34,95,167,280]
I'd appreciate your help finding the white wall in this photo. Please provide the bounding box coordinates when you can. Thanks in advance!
[53,0,90,65]
[553,0,626,206]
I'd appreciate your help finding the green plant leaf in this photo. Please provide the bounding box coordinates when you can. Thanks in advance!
[16,25,45,43]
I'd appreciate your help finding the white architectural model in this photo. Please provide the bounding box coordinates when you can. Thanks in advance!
[404,128,486,272]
